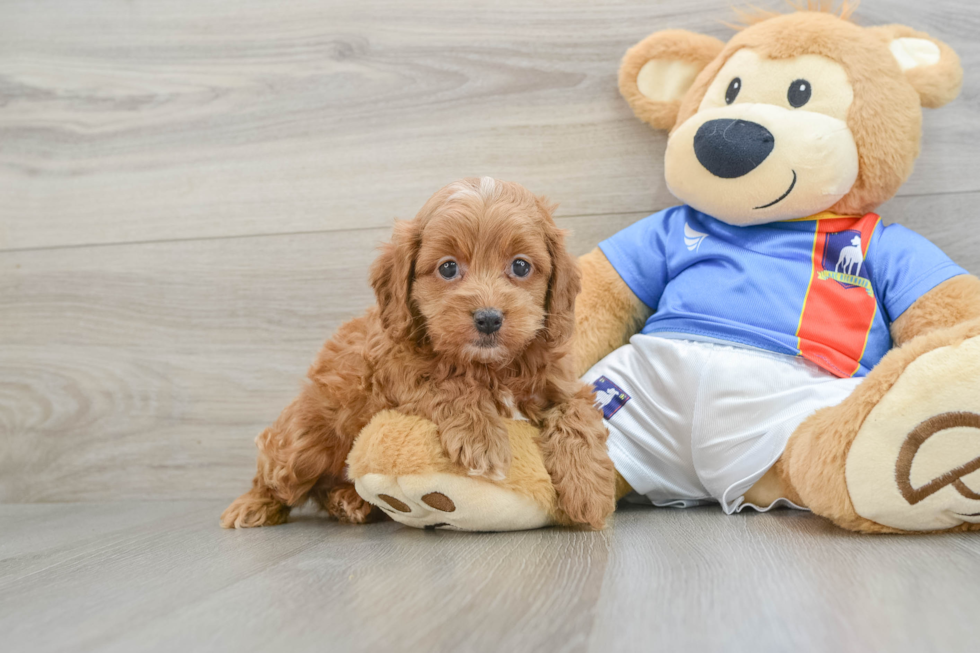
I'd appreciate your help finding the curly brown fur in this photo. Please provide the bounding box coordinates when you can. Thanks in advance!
[314,484,385,524]
[540,383,617,528]
[221,178,615,529]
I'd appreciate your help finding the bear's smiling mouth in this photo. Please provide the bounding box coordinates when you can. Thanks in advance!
[753,170,797,209]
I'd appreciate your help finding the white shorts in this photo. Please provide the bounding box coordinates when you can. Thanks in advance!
[584,335,862,513]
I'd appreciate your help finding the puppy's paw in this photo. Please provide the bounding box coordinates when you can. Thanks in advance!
[220,489,290,528]
[554,474,616,530]
[324,484,385,524]
[547,443,617,529]
[443,424,512,481]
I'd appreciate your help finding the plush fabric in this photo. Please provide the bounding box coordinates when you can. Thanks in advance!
[890,273,980,346]
[572,248,652,378]
[618,30,725,130]
[868,25,963,109]
[781,320,980,533]
[845,338,980,531]
[666,12,962,218]
[349,411,565,531]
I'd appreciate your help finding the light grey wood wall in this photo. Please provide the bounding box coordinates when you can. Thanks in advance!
[2,0,978,502]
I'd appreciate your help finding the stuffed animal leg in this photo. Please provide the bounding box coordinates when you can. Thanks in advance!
[347,411,567,531]
[773,277,980,533]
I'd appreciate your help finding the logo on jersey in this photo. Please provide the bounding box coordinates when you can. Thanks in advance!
[818,229,873,296]
[592,376,630,420]
[684,223,708,251]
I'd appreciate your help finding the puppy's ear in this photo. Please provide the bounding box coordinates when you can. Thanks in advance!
[868,25,963,108]
[538,199,581,346]
[619,29,725,130]
[370,218,423,342]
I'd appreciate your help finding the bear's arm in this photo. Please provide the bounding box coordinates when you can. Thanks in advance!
[890,274,980,347]
[572,248,653,377]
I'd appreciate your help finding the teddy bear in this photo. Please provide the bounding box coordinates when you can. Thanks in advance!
[348,6,980,534]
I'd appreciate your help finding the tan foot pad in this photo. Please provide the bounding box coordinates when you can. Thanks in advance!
[846,335,980,531]
[354,472,554,532]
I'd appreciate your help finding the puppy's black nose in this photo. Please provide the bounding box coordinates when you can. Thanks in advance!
[473,308,503,335]
[694,119,774,179]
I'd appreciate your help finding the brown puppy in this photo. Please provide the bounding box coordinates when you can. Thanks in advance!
[221,177,616,529]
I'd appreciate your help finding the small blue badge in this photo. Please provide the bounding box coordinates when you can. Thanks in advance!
[592,376,631,421]
[821,229,871,289]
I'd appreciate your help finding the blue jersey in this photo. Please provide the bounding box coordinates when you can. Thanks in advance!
[599,205,967,378]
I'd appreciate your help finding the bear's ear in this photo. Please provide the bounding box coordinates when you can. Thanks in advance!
[619,30,725,130]
[868,25,963,108]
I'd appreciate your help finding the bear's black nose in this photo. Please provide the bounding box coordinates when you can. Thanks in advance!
[473,308,503,335]
[693,119,774,179]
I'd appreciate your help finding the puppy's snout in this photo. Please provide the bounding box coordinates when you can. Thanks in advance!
[473,308,503,335]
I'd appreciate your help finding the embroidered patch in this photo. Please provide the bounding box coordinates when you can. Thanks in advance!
[819,229,873,296]
[592,376,631,420]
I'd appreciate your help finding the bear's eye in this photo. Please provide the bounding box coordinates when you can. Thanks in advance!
[438,260,459,279]
[725,77,741,105]
[788,79,812,108]
[511,258,531,278]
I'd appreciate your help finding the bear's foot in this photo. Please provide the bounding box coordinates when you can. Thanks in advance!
[346,410,560,532]
[354,472,553,531]
[845,334,980,532]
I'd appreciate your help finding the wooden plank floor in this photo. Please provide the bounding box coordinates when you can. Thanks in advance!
[2,502,980,653]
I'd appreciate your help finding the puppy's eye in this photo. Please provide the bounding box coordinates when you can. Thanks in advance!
[511,258,531,278]
[438,260,459,279]
[788,79,811,108]
[725,77,741,105]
